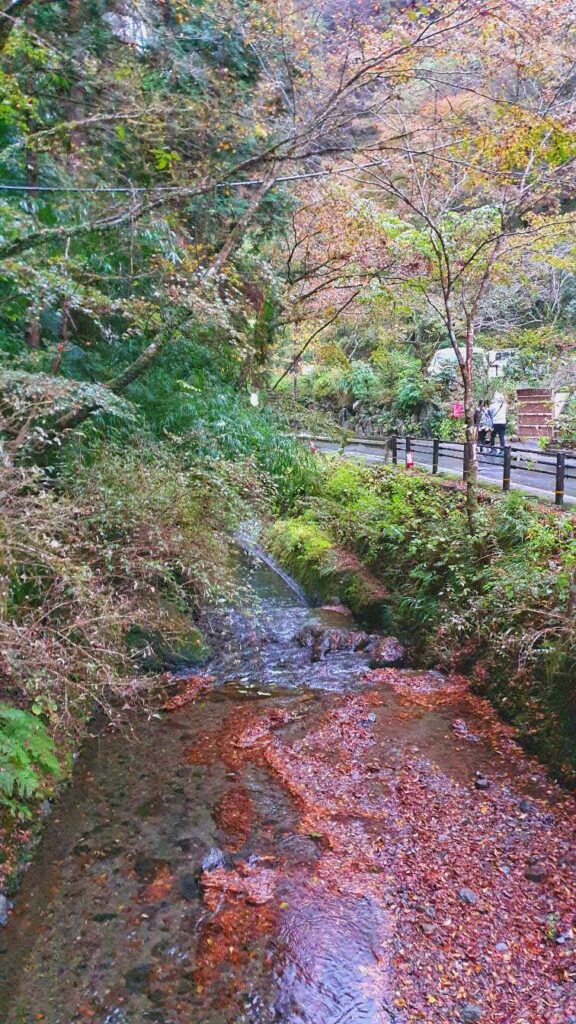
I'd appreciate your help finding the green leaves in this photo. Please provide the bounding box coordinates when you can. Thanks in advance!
[151,147,182,172]
[0,705,62,815]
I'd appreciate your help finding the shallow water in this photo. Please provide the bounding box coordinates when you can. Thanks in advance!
[1,553,574,1023]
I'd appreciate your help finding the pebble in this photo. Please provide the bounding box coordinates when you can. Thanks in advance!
[458,887,478,906]
[474,776,489,790]
[201,847,229,872]
[459,1004,482,1022]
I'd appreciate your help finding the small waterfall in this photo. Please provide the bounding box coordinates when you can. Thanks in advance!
[235,524,309,606]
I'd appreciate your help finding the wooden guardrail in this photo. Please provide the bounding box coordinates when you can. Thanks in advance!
[299,433,576,505]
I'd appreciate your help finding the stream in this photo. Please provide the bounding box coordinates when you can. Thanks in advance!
[0,552,575,1023]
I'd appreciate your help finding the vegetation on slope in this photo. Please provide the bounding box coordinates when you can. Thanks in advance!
[268,459,576,782]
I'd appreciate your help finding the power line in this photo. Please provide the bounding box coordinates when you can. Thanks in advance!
[0,159,386,195]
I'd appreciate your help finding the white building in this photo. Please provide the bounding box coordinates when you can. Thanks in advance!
[428,347,515,379]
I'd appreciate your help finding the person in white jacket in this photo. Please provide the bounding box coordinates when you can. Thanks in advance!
[489,392,508,452]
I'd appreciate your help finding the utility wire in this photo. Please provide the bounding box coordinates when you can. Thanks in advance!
[0,159,387,194]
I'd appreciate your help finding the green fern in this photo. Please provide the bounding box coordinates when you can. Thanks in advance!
[0,706,62,815]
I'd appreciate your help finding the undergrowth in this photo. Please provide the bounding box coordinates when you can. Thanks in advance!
[0,434,302,823]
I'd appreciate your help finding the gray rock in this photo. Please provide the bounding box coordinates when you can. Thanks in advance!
[519,799,532,813]
[311,633,331,662]
[495,941,508,952]
[201,847,229,872]
[474,776,489,790]
[294,624,325,648]
[458,887,478,906]
[459,1004,482,1022]
[0,895,10,927]
[368,636,406,668]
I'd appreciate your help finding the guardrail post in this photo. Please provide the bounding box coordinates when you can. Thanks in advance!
[555,451,566,506]
[503,446,511,492]
[462,441,469,482]
[432,438,439,474]
[405,436,411,454]
[391,435,398,465]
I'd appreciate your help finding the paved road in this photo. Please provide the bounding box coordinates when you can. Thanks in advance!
[310,437,576,505]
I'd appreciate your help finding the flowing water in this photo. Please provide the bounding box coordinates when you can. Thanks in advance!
[0,553,575,1024]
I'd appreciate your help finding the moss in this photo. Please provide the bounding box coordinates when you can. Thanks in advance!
[266,517,390,626]
[323,461,372,504]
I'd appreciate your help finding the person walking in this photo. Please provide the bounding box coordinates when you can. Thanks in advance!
[475,400,493,453]
[489,391,507,453]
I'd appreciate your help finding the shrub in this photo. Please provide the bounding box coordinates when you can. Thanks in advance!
[0,707,62,817]
[0,441,258,730]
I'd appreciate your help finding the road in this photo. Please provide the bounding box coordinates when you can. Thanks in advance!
[309,436,576,504]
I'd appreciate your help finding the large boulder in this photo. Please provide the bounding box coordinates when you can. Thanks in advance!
[294,625,374,662]
[368,636,406,669]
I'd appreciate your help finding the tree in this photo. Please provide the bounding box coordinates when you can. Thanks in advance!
[0,0,495,433]
[277,0,576,531]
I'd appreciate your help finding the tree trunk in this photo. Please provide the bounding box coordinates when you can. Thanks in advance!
[445,308,478,537]
[106,335,169,393]
[24,132,41,348]
[463,328,478,536]
[293,347,299,401]
[67,0,85,174]
[25,317,40,348]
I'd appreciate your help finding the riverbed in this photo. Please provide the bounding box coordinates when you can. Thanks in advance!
[1,554,574,1023]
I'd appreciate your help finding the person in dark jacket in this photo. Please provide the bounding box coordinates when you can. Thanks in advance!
[475,400,493,453]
